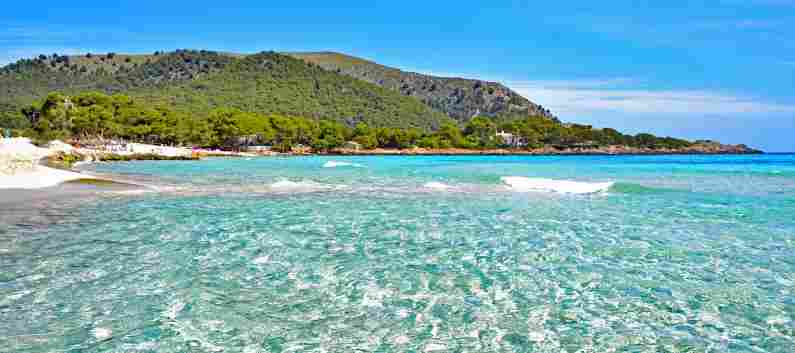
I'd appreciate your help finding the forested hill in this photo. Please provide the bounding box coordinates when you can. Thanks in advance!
[0,50,451,130]
[0,50,556,131]
[288,52,556,122]
[0,50,759,154]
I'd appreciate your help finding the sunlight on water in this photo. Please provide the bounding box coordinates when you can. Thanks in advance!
[2,155,794,352]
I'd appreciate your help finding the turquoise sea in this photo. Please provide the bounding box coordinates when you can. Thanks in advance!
[2,154,794,352]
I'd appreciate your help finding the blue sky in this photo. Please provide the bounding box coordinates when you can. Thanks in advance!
[2,1,794,151]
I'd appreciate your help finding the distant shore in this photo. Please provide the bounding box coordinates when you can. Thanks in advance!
[317,144,762,156]
[0,137,763,191]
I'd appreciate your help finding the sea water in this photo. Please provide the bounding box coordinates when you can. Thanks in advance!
[1,154,794,352]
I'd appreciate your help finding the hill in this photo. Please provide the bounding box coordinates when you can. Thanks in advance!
[288,52,556,122]
[0,50,759,153]
[0,50,451,130]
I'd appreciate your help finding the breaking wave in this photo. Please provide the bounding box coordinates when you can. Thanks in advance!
[422,181,453,190]
[269,179,341,192]
[501,176,614,194]
[323,161,363,168]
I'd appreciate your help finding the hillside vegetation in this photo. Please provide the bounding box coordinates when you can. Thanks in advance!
[0,49,756,153]
[134,52,451,130]
[289,52,556,122]
[0,50,450,131]
[18,90,702,153]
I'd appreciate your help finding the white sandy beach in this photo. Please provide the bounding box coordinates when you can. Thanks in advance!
[0,165,88,189]
[0,138,92,189]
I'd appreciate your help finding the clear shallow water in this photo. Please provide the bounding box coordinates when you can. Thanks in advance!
[2,154,794,352]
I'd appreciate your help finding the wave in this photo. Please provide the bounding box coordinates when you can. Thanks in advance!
[501,176,614,194]
[323,161,363,168]
[269,179,341,192]
[93,327,113,340]
[423,181,452,190]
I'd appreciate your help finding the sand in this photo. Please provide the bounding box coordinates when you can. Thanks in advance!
[0,166,89,189]
[0,138,94,189]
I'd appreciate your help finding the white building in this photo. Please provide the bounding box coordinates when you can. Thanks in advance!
[246,145,273,153]
[496,131,525,147]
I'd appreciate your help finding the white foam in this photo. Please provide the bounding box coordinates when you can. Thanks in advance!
[424,343,447,352]
[527,330,546,342]
[253,256,270,265]
[93,327,112,340]
[165,301,185,320]
[423,182,452,190]
[269,179,340,192]
[501,176,614,194]
[270,179,318,190]
[322,161,363,168]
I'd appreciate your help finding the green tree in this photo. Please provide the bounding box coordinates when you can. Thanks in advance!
[208,108,244,147]
[633,133,657,147]
[311,119,348,151]
[463,116,497,148]
[352,122,378,149]
[435,122,466,148]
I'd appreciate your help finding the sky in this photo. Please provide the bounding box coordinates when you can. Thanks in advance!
[2,1,794,151]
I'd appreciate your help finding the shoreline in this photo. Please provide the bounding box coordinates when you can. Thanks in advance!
[0,165,89,189]
[0,137,765,191]
[298,145,763,156]
[254,141,762,156]
[317,150,764,156]
[0,158,151,191]
[0,138,155,190]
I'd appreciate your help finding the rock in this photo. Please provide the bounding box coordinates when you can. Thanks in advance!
[289,52,558,123]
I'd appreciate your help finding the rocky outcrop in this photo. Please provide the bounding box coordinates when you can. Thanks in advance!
[290,52,556,123]
[682,141,761,154]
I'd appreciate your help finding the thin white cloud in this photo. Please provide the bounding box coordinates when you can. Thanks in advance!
[506,80,795,116]
[408,66,795,117]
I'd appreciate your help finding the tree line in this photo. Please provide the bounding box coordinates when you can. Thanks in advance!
[13,91,692,152]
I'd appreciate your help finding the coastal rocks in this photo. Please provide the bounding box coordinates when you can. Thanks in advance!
[686,142,761,154]
[45,151,85,169]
